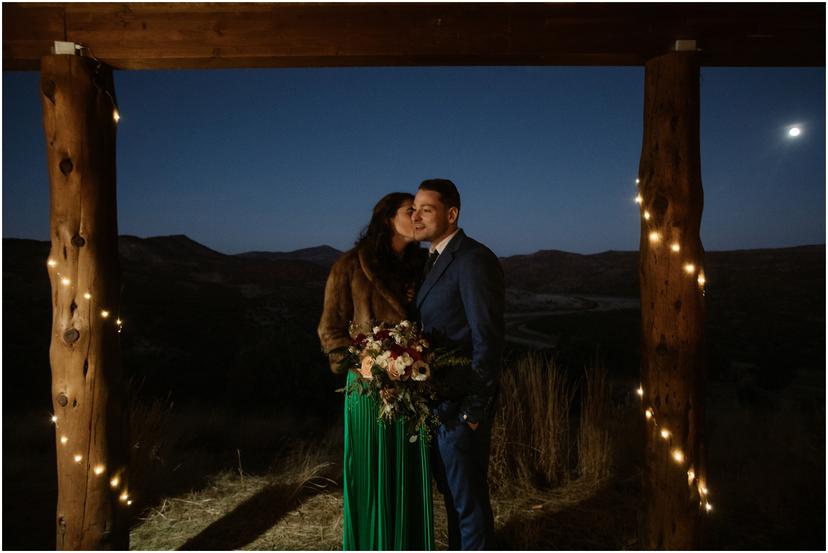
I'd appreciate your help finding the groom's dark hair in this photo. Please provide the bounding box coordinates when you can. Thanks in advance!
[419,178,461,211]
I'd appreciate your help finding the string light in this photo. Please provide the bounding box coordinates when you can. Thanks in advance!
[671,243,680,252]
[101,310,110,318]
[648,231,661,243]
[51,415,58,423]
[61,277,71,286]
[119,491,129,503]
[636,178,640,184]
[47,259,57,267]
[683,263,696,274]
[687,469,696,483]
[637,385,644,397]
[699,483,708,495]
[635,194,643,204]
[84,292,92,300]
[643,211,651,220]
[93,465,105,476]
[116,318,122,325]
[127,499,133,506]
[60,436,68,445]
[110,476,120,488]
[645,408,654,420]
[704,502,713,512]
[672,448,685,463]
[660,428,671,439]
[697,273,706,286]
[113,109,120,124]
[73,454,83,463]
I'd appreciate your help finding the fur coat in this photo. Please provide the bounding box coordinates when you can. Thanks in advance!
[318,247,410,373]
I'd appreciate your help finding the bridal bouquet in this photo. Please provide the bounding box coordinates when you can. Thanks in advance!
[330,320,469,442]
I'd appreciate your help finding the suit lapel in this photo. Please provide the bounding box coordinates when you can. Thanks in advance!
[416,230,465,309]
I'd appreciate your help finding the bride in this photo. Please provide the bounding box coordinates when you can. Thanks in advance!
[318,192,433,550]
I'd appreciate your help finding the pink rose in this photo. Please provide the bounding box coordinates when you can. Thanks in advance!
[357,356,374,380]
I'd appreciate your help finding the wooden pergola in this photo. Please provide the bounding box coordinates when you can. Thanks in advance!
[4,2,825,550]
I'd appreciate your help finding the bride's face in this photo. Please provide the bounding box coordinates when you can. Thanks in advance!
[391,199,416,242]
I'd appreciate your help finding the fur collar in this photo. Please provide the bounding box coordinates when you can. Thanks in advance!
[357,248,407,319]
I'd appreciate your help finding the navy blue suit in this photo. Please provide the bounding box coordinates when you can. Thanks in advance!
[416,229,505,550]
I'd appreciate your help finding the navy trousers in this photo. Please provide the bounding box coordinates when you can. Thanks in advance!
[432,401,495,550]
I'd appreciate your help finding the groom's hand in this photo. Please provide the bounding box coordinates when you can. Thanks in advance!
[463,413,479,431]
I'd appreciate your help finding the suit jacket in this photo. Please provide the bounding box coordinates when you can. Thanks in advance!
[416,229,505,423]
[318,247,409,373]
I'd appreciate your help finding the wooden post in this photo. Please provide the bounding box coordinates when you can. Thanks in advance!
[41,54,128,550]
[637,50,706,549]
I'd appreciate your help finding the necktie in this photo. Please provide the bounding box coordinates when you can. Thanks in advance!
[422,250,439,282]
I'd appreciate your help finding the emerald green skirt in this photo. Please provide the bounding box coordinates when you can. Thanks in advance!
[342,370,434,550]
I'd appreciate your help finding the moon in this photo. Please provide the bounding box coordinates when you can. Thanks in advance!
[788,126,802,137]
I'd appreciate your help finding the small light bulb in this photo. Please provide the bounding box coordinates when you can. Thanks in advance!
[660,428,671,439]
[635,178,640,184]
[684,263,696,274]
[47,259,57,267]
[127,499,133,506]
[636,386,644,397]
[704,502,713,512]
[113,109,121,123]
[672,448,685,463]
[119,491,129,502]
[643,211,651,220]
[697,273,706,286]
[51,415,58,423]
[60,436,68,445]
[74,454,83,463]
[648,231,661,243]
[635,194,643,204]
[687,469,695,483]
[671,243,680,252]
[116,318,122,325]
[110,476,120,488]
[94,465,105,476]
[61,277,71,286]
[84,292,92,300]
[101,310,110,318]
[700,484,708,495]
[645,408,654,420]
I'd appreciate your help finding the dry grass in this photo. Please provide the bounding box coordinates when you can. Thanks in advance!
[131,439,343,550]
[130,352,624,550]
[490,353,577,492]
[577,364,612,482]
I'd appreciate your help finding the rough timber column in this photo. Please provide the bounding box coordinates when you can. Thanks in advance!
[40,54,128,550]
[637,50,706,549]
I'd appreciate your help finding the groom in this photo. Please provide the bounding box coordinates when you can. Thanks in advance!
[413,178,505,550]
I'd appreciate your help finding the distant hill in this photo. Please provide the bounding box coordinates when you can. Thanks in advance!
[501,245,826,299]
[3,235,824,411]
[236,245,342,268]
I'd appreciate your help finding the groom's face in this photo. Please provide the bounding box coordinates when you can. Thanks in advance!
[412,189,457,243]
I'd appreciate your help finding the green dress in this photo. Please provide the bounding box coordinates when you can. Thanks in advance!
[342,370,434,550]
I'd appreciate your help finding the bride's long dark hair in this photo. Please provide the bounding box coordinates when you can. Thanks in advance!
[355,192,425,294]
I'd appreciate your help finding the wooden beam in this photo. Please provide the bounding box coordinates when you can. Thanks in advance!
[637,51,706,549]
[42,54,129,550]
[4,3,825,70]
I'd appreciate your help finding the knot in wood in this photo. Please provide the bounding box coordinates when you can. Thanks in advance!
[59,158,74,176]
[63,328,80,344]
[71,235,85,248]
[42,80,56,104]
[57,392,69,407]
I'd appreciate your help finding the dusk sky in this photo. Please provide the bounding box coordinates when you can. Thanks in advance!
[3,66,825,257]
